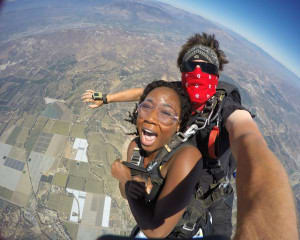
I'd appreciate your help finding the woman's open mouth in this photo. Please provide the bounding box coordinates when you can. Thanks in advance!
[141,128,158,146]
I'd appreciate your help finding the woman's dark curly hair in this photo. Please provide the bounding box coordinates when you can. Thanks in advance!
[177,33,229,72]
[127,80,192,133]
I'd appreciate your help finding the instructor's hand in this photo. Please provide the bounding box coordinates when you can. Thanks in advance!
[81,89,104,109]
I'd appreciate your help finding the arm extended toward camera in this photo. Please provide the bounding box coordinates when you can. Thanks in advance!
[226,110,298,240]
[81,88,144,108]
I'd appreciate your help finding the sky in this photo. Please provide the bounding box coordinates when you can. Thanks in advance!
[159,0,300,78]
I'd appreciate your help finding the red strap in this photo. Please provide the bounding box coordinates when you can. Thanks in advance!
[208,126,219,159]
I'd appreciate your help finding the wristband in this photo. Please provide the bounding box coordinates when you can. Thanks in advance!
[102,93,108,104]
[92,92,108,104]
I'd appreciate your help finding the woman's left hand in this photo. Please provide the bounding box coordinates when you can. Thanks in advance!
[111,159,131,184]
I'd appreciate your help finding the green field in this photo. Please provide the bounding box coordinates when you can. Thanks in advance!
[69,161,89,178]
[41,103,63,119]
[67,175,85,191]
[47,193,73,217]
[52,173,68,187]
[51,120,70,136]
[35,116,48,129]
[70,124,86,138]
[6,126,22,145]
[85,178,104,194]
[43,119,56,133]
[24,128,41,153]
[63,221,79,240]
[0,186,13,200]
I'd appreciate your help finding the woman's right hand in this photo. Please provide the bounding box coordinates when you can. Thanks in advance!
[111,159,131,184]
[81,89,104,109]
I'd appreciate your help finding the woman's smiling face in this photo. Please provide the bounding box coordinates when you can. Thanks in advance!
[137,87,181,153]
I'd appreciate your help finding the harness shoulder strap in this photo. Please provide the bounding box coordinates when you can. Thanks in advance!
[122,137,147,176]
[146,141,194,202]
[217,81,241,103]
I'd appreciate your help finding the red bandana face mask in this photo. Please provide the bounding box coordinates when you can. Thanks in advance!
[182,66,218,111]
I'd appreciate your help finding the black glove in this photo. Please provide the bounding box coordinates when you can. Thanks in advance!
[125,181,146,200]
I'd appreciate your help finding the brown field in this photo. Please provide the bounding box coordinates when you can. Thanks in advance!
[45,134,68,158]
[22,114,36,129]
[10,191,30,207]
[15,167,33,195]
[8,146,27,161]
[15,127,29,148]
[63,139,77,160]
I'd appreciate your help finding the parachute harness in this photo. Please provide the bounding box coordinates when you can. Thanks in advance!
[177,90,225,150]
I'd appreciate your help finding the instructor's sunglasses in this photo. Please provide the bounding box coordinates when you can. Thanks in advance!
[180,60,219,75]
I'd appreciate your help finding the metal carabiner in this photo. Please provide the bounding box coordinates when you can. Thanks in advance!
[177,124,199,142]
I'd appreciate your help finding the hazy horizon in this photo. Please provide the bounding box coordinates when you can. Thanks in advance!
[159,0,300,79]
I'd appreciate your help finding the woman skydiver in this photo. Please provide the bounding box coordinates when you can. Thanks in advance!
[111,80,206,238]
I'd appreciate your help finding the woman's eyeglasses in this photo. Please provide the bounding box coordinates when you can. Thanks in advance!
[138,101,179,126]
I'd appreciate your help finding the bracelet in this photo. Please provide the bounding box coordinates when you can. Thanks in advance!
[102,94,108,104]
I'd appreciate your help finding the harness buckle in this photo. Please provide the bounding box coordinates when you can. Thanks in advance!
[218,176,230,189]
[177,124,198,142]
[195,116,206,125]
[182,223,196,232]
[176,131,188,142]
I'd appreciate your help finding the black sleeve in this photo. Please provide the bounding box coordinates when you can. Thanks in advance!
[125,181,163,229]
[221,91,251,125]
[125,160,203,230]
[217,91,253,157]
[98,234,230,240]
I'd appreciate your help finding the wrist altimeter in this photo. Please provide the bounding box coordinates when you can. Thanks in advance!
[92,92,108,104]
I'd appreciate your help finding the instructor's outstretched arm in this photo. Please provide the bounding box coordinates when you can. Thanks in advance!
[81,88,144,108]
[226,110,298,240]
